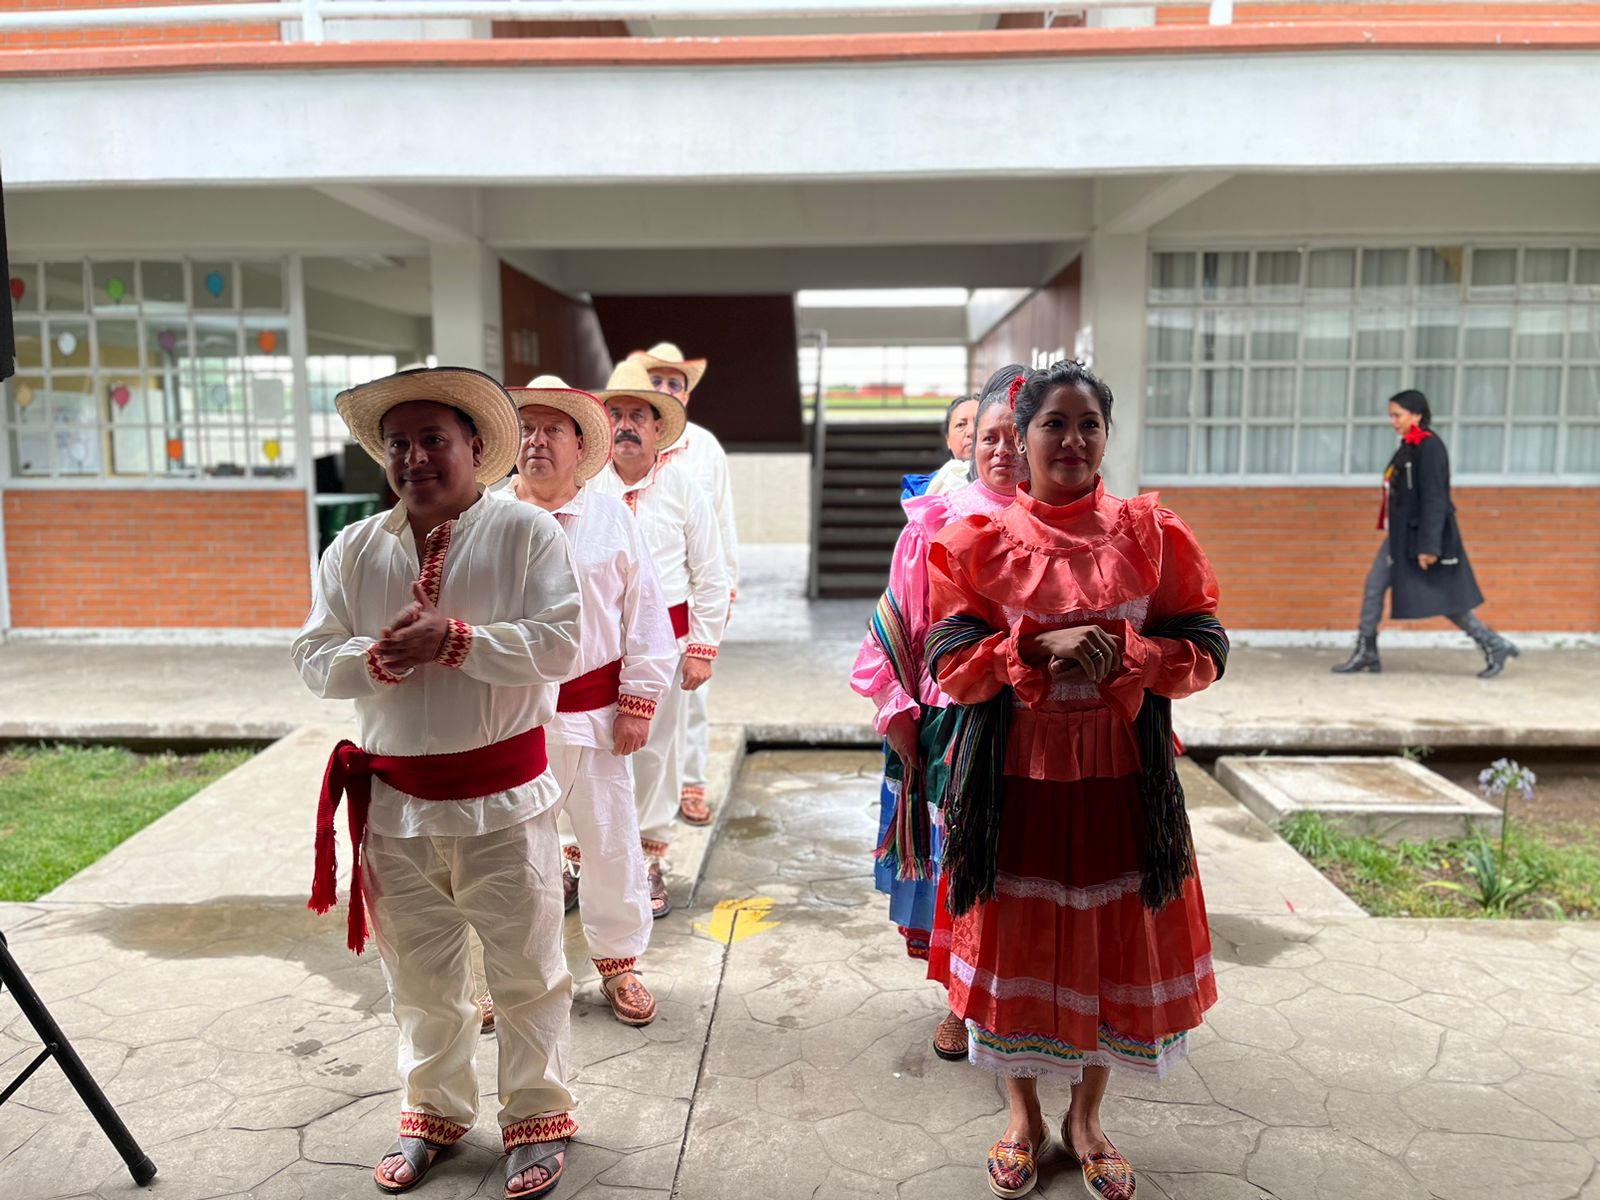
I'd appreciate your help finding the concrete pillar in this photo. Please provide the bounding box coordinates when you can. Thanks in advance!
[1079,229,1148,498]
[428,241,503,377]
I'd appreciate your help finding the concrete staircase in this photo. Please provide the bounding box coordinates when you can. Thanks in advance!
[815,417,947,598]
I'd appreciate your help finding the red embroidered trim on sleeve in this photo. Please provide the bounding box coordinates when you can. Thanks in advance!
[616,693,657,720]
[365,645,407,686]
[685,644,718,661]
[434,619,472,669]
[502,1113,578,1152]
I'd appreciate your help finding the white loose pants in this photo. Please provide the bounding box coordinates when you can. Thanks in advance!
[549,742,652,971]
[365,812,576,1151]
[683,682,711,797]
[633,660,688,856]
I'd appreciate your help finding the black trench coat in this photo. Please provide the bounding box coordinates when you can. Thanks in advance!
[1384,432,1485,620]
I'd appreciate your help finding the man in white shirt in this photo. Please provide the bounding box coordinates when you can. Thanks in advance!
[291,367,582,1199]
[628,343,738,829]
[589,359,729,918]
[495,376,677,1028]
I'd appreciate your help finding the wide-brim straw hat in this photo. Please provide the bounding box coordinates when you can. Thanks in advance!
[336,366,518,485]
[506,376,614,482]
[627,341,707,393]
[594,359,688,452]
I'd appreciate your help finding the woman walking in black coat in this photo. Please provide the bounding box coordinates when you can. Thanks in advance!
[1332,389,1519,679]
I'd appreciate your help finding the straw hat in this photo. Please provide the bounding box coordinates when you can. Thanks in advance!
[594,359,688,452]
[507,376,613,482]
[627,341,707,393]
[336,366,519,485]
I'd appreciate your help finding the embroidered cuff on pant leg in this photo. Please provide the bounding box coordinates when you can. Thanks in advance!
[502,1113,578,1152]
[399,1111,470,1146]
[593,956,637,978]
[640,836,669,859]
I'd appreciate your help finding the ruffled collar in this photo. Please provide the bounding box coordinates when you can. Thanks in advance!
[1002,479,1134,556]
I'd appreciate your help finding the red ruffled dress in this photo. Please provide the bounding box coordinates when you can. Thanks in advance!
[924,480,1220,1080]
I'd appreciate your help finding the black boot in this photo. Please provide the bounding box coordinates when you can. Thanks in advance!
[1461,616,1519,679]
[1331,633,1381,674]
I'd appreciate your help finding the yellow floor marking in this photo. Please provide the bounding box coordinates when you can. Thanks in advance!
[695,896,782,946]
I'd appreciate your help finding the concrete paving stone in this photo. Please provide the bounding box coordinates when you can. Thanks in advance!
[1402,1078,1570,1141]
[1375,943,1512,999]
[569,1005,650,1068]
[701,1012,801,1079]
[531,1141,625,1198]
[895,1163,998,1200]
[1195,1045,1330,1129]
[756,1059,864,1125]
[93,1004,228,1049]
[1398,990,1510,1041]
[1214,964,1315,1007]
[632,997,701,1047]
[289,961,391,1012]
[1139,1172,1268,1200]
[1502,1072,1600,1139]
[0,1100,52,1163]
[1487,985,1600,1038]
[570,1084,689,1156]
[1204,995,1301,1053]
[1480,951,1599,997]
[81,953,299,1018]
[680,1071,758,1136]
[674,1112,830,1200]
[812,1164,901,1199]
[4,993,115,1042]
[814,1110,947,1179]
[104,1038,220,1103]
[224,1084,365,1130]
[1422,922,1575,963]
[1499,1025,1600,1088]
[1301,959,1420,1002]
[576,1035,702,1101]
[837,1023,1000,1135]
[1104,1057,1216,1106]
[1426,1028,1523,1085]
[115,1079,236,1143]
[292,1025,403,1095]
[97,1126,303,1200]
[1403,1131,1595,1200]
[212,1046,322,1098]
[593,1139,679,1191]
[1281,989,1443,1093]
[6,1038,128,1115]
[1249,1125,1433,1200]
[1098,1098,1265,1177]
[742,960,876,1030]
[0,1115,127,1200]
[562,1185,668,1200]
[1570,951,1600,984]
[300,1091,398,1166]
[1324,1087,1422,1158]
[846,937,946,994]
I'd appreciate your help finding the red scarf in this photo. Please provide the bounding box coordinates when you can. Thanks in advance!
[310,727,548,953]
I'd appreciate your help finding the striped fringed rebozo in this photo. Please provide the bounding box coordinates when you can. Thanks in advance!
[1135,613,1230,911]
[926,614,1011,917]
[869,586,934,882]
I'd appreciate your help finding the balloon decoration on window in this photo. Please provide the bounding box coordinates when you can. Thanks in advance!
[56,330,79,358]
[262,439,282,464]
[207,383,229,410]
[106,277,128,304]
[157,329,178,355]
[8,277,23,303]
[204,271,227,299]
[167,438,184,462]
[258,331,279,354]
[110,383,132,409]
[14,385,33,410]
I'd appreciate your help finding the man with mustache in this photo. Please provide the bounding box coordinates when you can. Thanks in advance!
[292,367,583,1199]
[627,344,738,829]
[588,359,728,918]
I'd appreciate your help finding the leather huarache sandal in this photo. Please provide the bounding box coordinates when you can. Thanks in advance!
[932,1011,969,1061]
[678,785,713,826]
[373,1137,448,1195]
[504,1138,567,1200]
[601,971,658,1027]
[479,991,496,1035]
[647,859,672,919]
[1062,1126,1136,1200]
[987,1129,1047,1199]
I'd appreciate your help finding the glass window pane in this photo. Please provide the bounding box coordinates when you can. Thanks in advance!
[1354,366,1403,417]
[42,376,100,475]
[1413,309,1459,359]
[1357,310,1406,360]
[1297,424,1346,474]
[140,262,187,313]
[89,262,137,312]
[1150,253,1196,303]
[241,261,286,311]
[1144,426,1189,475]
[1456,424,1505,473]
[1198,311,1247,363]
[1351,424,1395,473]
[1461,366,1509,417]
[1307,249,1356,296]
[193,262,236,311]
[1570,366,1600,417]
[1577,251,1600,297]
[1413,366,1455,416]
[1148,312,1194,363]
[1253,250,1302,301]
[1201,252,1249,302]
[1522,248,1570,297]
[1513,366,1561,417]
[1463,308,1513,360]
[1248,367,1294,419]
[97,320,141,374]
[1147,370,1190,419]
[1299,368,1348,419]
[47,320,92,370]
[1361,248,1409,299]
[1303,311,1351,360]
[1245,425,1292,474]
[1470,248,1517,293]
[7,263,39,313]
[1570,308,1600,360]
[1417,246,1466,300]
[1251,311,1299,360]
[1565,423,1600,472]
[1196,368,1243,418]
[1515,308,1565,359]
[44,262,86,312]
[1196,425,1240,474]
[13,319,43,371]
[1508,424,1558,474]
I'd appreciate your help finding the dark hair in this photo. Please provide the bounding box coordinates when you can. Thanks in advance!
[942,393,977,436]
[380,403,479,440]
[970,364,1028,466]
[1389,388,1432,430]
[1012,360,1114,433]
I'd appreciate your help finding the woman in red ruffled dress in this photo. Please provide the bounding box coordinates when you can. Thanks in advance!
[924,361,1227,1200]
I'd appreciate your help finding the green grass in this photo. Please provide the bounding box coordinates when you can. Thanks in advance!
[1279,812,1600,920]
[0,744,253,902]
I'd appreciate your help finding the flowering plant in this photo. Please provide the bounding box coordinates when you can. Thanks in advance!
[1479,757,1536,858]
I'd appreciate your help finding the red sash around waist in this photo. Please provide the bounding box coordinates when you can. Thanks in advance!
[309,725,548,954]
[668,602,689,640]
[558,658,622,713]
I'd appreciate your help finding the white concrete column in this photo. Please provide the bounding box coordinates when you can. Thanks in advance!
[428,241,503,376]
[1079,230,1148,498]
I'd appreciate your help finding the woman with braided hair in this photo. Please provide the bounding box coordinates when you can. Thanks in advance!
[924,360,1226,1200]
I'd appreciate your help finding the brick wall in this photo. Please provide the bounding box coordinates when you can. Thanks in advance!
[3,489,311,628]
[1155,485,1600,632]
[0,0,277,50]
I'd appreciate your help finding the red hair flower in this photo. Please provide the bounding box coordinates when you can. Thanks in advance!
[1402,426,1432,445]
[1007,375,1026,409]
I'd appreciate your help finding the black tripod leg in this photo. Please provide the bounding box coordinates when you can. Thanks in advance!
[0,932,156,1186]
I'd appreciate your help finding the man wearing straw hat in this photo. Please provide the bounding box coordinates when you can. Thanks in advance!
[590,358,729,918]
[292,366,583,1199]
[628,342,738,829]
[487,375,677,1028]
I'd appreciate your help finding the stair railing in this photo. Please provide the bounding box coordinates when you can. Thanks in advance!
[802,328,828,600]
